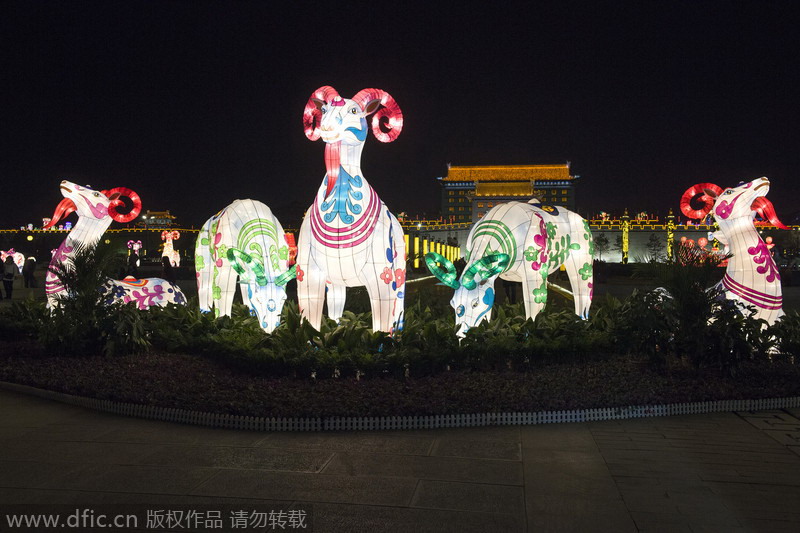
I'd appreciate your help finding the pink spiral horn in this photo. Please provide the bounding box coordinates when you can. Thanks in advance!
[303,86,341,141]
[352,88,403,143]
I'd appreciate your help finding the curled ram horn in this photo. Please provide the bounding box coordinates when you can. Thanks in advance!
[303,86,341,141]
[352,88,403,143]
[102,187,142,223]
[425,252,460,290]
[679,183,722,220]
[460,253,511,291]
[227,248,269,286]
[274,265,297,287]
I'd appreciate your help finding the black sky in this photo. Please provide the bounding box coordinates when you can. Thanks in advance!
[1,1,799,228]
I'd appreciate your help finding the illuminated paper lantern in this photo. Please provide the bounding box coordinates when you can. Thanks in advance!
[426,201,594,337]
[195,199,296,333]
[297,86,406,332]
[161,230,181,267]
[43,180,186,309]
[680,177,787,324]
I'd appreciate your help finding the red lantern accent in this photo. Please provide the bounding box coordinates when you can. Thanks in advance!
[680,183,722,220]
[103,187,142,223]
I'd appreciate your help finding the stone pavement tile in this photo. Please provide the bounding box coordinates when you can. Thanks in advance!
[399,425,522,442]
[0,426,34,440]
[192,469,417,507]
[519,424,598,452]
[761,429,800,446]
[322,452,524,485]
[308,501,525,533]
[0,487,291,507]
[4,423,118,442]
[50,463,218,495]
[619,490,678,513]
[740,413,800,430]
[790,445,800,457]
[526,498,636,533]
[0,440,165,465]
[410,480,524,515]
[258,432,434,456]
[630,511,694,532]
[0,460,87,489]
[430,438,521,461]
[98,423,269,447]
[136,444,333,473]
[524,470,619,499]
[738,517,800,532]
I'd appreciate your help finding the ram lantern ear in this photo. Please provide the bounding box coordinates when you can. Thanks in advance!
[274,265,297,287]
[425,252,460,290]
[460,253,510,291]
[227,248,269,286]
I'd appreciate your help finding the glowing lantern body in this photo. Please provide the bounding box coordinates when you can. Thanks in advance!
[680,177,787,324]
[297,86,406,332]
[161,230,181,267]
[426,201,594,337]
[195,200,296,333]
[43,181,186,309]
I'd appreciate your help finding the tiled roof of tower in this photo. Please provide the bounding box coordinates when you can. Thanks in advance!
[442,164,572,182]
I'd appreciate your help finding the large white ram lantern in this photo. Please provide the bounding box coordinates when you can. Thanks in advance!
[296,86,406,333]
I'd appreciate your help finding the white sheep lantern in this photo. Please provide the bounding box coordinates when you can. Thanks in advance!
[426,201,594,337]
[195,199,296,333]
[161,230,181,267]
[44,181,186,309]
[680,177,788,324]
[296,86,406,333]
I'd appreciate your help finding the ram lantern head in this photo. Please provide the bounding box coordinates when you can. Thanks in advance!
[680,177,788,229]
[426,252,510,338]
[44,180,141,228]
[226,248,296,333]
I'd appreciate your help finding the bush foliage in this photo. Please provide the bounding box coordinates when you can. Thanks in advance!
[1,255,798,379]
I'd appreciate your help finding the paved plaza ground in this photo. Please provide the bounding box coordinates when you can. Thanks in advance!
[1,389,800,532]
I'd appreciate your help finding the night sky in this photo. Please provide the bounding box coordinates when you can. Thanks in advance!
[2,1,799,229]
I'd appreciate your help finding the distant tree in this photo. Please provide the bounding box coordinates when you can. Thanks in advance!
[594,233,610,261]
[613,235,624,256]
[646,233,666,261]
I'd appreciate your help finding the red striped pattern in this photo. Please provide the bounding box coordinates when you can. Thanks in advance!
[310,187,381,248]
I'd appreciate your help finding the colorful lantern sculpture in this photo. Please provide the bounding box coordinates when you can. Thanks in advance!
[680,177,787,324]
[43,181,186,309]
[127,240,143,268]
[297,86,406,332]
[161,230,181,267]
[1,249,26,274]
[195,199,296,333]
[426,201,594,337]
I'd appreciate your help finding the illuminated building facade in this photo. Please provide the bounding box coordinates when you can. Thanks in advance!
[438,163,577,223]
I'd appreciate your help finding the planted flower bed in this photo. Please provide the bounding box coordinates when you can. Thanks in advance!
[1,254,799,419]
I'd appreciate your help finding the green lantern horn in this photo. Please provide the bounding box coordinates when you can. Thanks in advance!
[274,265,297,287]
[425,252,460,290]
[227,248,269,286]
[461,253,510,290]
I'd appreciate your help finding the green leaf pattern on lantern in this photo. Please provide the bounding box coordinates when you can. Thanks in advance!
[547,231,581,271]
[579,262,593,281]
[195,255,205,271]
[583,220,595,257]
[532,279,548,303]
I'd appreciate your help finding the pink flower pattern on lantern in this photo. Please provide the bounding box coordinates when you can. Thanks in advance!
[748,240,781,282]
[530,213,549,271]
[394,268,406,288]
[380,267,393,284]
